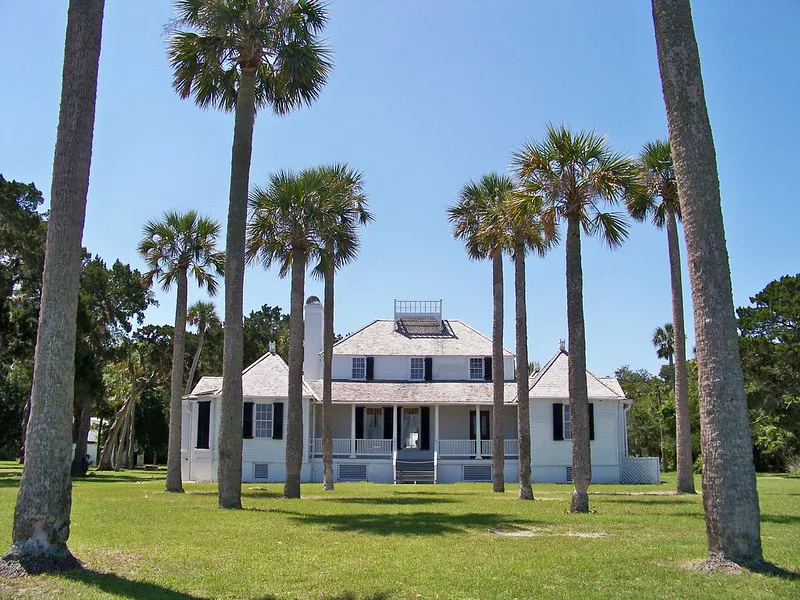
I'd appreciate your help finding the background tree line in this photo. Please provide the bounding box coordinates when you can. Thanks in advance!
[620,272,800,473]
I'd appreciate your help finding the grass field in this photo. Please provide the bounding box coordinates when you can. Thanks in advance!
[0,461,798,599]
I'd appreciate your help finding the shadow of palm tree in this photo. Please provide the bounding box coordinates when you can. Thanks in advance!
[322,496,456,506]
[59,568,207,599]
[271,509,537,536]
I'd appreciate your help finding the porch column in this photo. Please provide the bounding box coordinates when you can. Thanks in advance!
[434,404,440,454]
[350,404,356,458]
[475,403,482,459]
[392,405,398,452]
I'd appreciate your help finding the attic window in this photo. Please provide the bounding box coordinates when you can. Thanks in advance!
[352,357,366,380]
[469,358,484,380]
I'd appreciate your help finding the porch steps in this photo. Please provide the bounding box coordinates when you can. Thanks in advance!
[395,459,435,484]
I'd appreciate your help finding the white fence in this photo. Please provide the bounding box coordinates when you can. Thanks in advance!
[313,438,393,455]
[438,439,519,457]
[620,457,661,484]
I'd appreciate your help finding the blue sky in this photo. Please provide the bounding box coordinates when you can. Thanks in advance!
[1,1,798,377]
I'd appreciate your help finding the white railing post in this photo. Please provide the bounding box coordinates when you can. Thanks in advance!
[392,450,397,484]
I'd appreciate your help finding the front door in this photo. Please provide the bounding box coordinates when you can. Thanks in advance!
[402,407,421,449]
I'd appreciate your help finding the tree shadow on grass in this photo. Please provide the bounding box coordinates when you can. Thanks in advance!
[73,473,166,484]
[59,568,208,599]
[271,509,537,536]
[323,496,457,506]
[760,514,800,525]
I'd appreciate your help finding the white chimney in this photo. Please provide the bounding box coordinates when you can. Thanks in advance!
[268,340,276,354]
[303,296,323,380]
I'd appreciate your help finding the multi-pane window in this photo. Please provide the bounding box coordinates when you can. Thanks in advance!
[366,408,383,439]
[469,357,484,380]
[410,357,424,380]
[352,357,366,380]
[255,403,273,438]
[563,404,572,440]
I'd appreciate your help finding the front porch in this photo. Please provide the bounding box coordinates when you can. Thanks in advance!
[311,404,519,462]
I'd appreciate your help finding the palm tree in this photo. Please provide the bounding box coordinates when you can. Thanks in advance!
[168,0,332,509]
[247,168,329,499]
[185,300,221,395]
[512,124,638,513]
[313,164,373,492]
[652,0,761,564]
[652,323,675,367]
[506,188,558,500]
[3,0,105,572]
[447,173,513,493]
[628,140,695,494]
[138,210,224,493]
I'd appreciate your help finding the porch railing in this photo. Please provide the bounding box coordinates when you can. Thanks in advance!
[313,438,393,456]
[438,439,519,457]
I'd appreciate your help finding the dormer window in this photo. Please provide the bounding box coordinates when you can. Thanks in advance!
[410,357,424,381]
[352,357,366,380]
[469,357,484,380]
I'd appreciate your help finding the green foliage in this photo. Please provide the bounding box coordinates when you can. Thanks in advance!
[737,273,800,470]
[243,304,290,365]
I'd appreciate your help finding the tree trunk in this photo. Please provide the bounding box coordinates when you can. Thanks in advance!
[184,326,206,396]
[113,407,129,471]
[3,0,104,572]
[126,399,135,469]
[666,206,694,494]
[19,398,31,464]
[652,0,762,565]
[70,388,91,477]
[97,399,127,471]
[322,258,335,491]
[514,244,533,500]
[566,215,591,513]
[284,248,307,499]
[491,253,505,493]
[165,268,188,491]
[218,67,258,510]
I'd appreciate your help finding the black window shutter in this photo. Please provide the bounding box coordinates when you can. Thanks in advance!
[383,407,393,439]
[484,357,492,381]
[469,410,476,440]
[365,357,374,380]
[553,403,564,441]
[242,402,254,439]
[355,406,365,439]
[424,357,433,381]
[420,406,430,450]
[272,402,283,439]
[589,402,595,441]
[196,401,210,449]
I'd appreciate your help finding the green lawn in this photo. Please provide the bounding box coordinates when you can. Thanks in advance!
[0,462,798,599]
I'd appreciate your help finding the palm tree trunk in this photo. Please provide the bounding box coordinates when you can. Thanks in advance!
[513,244,533,500]
[652,0,761,565]
[491,253,505,493]
[566,215,591,513]
[322,259,335,491]
[19,398,30,464]
[165,268,188,492]
[70,388,92,477]
[184,326,206,396]
[3,0,104,571]
[666,207,694,494]
[218,67,258,510]
[285,248,307,499]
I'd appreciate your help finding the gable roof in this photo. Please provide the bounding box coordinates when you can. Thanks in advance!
[528,349,625,400]
[186,353,316,399]
[332,319,513,357]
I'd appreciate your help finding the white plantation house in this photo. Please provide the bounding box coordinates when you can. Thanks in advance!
[181,299,659,485]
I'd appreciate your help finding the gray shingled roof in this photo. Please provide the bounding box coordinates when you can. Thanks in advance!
[307,380,518,404]
[186,354,315,399]
[528,350,624,400]
[332,319,513,356]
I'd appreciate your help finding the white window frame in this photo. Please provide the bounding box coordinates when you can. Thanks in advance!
[365,407,384,439]
[469,357,484,380]
[563,404,572,441]
[410,357,425,381]
[352,357,366,380]
[255,403,273,438]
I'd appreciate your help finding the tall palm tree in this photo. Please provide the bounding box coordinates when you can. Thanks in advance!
[447,173,512,493]
[652,0,761,564]
[168,0,332,509]
[313,164,373,492]
[506,188,558,500]
[512,124,638,513]
[628,141,693,493]
[138,210,224,493]
[247,168,329,499]
[185,300,221,395]
[652,323,675,367]
[3,0,105,572]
